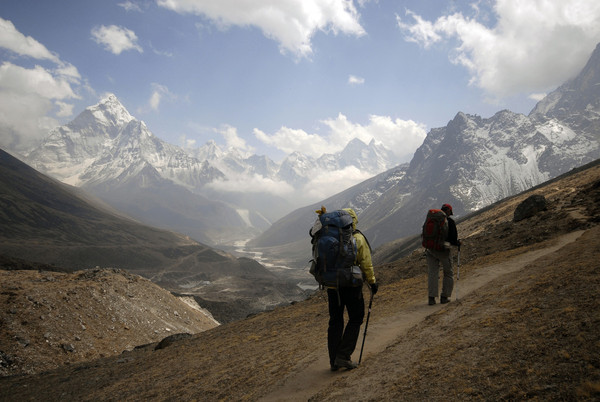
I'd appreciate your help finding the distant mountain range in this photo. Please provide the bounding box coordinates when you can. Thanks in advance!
[252,42,600,255]
[0,149,306,323]
[21,95,401,246]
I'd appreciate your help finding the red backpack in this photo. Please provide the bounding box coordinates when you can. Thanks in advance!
[421,209,448,251]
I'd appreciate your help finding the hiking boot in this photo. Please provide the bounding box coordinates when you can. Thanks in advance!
[440,296,450,304]
[428,297,436,305]
[330,364,339,372]
[334,357,358,370]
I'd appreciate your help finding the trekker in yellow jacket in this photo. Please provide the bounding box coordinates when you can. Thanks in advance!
[328,208,378,371]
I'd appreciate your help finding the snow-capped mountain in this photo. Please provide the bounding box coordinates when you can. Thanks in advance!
[27,94,224,189]
[272,138,399,187]
[24,95,257,245]
[253,42,600,251]
[276,151,315,186]
[352,44,600,247]
[315,138,396,173]
[23,94,400,246]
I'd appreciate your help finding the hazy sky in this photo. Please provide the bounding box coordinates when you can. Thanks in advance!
[1,0,600,163]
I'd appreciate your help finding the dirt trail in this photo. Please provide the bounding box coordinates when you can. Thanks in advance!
[259,230,584,402]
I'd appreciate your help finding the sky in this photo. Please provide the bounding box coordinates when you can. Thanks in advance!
[1,0,600,166]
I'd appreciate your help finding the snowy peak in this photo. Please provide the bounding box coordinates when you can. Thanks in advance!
[335,137,398,172]
[66,93,134,140]
[191,140,225,161]
[311,137,400,173]
[89,93,135,130]
[244,154,279,177]
[26,94,223,189]
[277,151,314,185]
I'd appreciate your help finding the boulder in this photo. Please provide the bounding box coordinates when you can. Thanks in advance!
[513,195,548,222]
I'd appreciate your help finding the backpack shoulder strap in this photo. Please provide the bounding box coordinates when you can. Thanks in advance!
[353,229,372,254]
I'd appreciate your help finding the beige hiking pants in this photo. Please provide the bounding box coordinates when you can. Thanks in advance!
[426,249,454,299]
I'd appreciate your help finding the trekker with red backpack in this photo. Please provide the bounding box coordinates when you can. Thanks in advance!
[422,203,461,305]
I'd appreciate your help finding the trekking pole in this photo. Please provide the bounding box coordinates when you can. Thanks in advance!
[456,243,461,300]
[358,286,374,365]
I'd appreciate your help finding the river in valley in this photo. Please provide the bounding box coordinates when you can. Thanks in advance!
[229,239,317,291]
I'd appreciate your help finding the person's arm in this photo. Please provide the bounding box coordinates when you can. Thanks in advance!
[355,233,375,284]
[448,218,460,246]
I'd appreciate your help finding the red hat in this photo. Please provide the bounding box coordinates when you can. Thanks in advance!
[441,204,453,215]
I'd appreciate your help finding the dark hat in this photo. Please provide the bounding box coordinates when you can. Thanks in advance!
[441,203,453,215]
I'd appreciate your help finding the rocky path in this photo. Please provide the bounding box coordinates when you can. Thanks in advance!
[258,231,584,401]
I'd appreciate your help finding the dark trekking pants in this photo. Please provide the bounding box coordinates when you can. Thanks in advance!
[327,286,365,366]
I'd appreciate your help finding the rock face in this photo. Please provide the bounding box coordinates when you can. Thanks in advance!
[513,195,549,222]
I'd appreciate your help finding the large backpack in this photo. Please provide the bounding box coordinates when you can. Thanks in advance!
[421,209,449,251]
[309,210,362,288]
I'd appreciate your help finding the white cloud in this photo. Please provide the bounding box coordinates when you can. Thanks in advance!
[179,134,197,149]
[91,25,143,55]
[0,92,56,149]
[118,1,143,12]
[149,91,162,111]
[150,83,170,110]
[528,93,547,102]
[55,101,75,117]
[348,75,365,85]
[254,126,330,157]
[150,43,174,57]
[0,63,77,100]
[0,17,60,62]
[206,162,373,207]
[207,159,383,208]
[300,165,373,203]
[0,63,74,149]
[156,0,366,57]
[207,174,295,197]
[55,63,82,83]
[0,19,82,150]
[255,113,426,162]
[218,124,255,153]
[396,10,441,48]
[398,0,600,97]
[137,83,175,114]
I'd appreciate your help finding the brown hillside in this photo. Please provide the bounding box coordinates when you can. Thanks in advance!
[0,161,599,401]
[0,268,218,377]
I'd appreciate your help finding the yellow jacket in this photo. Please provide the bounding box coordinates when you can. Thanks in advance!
[343,208,376,285]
